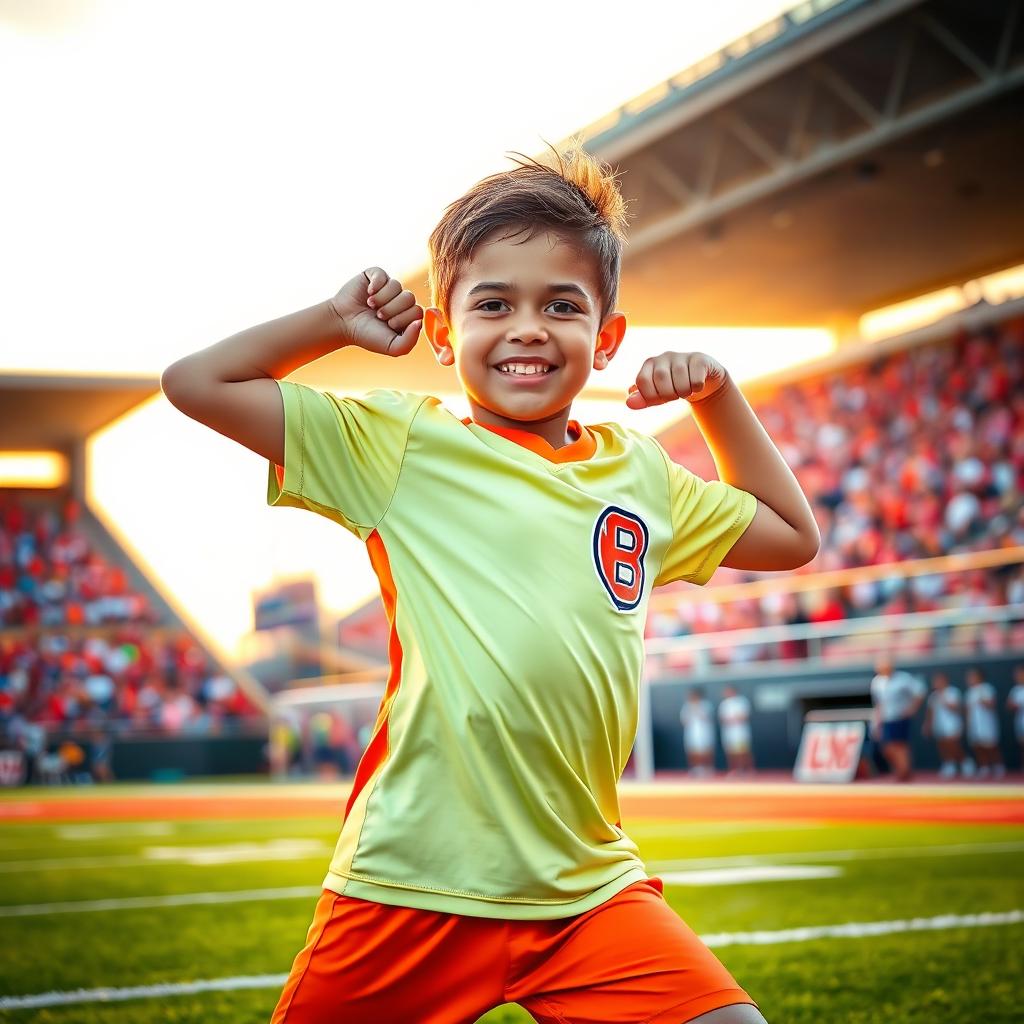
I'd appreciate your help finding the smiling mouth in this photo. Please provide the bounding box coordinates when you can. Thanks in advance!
[493,363,558,377]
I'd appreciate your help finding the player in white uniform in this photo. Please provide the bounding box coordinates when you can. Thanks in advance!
[964,666,1005,779]
[921,671,966,778]
[869,655,926,782]
[717,685,753,775]
[1006,663,1024,774]
[680,686,715,776]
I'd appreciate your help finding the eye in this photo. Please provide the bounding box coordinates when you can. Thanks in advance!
[471,299,577,311]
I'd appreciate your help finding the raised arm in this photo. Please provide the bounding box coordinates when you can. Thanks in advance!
[686,374,819,571]
[627,352,820,572]
[160,269,423,466]
[622,352,815,573]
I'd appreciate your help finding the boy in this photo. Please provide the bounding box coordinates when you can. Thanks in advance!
[162,146,819,1023]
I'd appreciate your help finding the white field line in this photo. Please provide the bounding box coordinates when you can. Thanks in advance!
[627,821,829,836]
[0,839,332,873]
[4,838,1023,914]
[57,823,176,839]
[647,839,1024,872]
[3,837,1021,876]
[700,909,1024,948]
[661,865,843,885]
[0,974,291,1010]
[0,885,321,918]
[142,839,331,865]
[1,909,1021,1010]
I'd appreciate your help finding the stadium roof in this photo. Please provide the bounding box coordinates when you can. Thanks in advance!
[399,0,1024,333]
[0,373,159,448]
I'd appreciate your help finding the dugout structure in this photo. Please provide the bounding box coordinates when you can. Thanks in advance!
[0,372,269,779]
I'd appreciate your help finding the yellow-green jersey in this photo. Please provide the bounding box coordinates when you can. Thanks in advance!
[267,381,756,919]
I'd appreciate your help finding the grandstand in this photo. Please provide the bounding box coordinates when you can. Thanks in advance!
[0,375,266,784]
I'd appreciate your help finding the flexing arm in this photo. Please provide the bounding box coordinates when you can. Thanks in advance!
[687,375,820,571]
[161,300,347,466]
[160,270,423,467]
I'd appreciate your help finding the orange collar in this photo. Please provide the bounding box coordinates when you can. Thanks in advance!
[462,417,597,464]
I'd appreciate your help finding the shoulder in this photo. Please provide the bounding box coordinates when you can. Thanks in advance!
[280,382,437,417]
[593,420,673,462]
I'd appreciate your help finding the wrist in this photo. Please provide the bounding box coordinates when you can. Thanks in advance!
[687,369,733,406]
[325,297,353,348]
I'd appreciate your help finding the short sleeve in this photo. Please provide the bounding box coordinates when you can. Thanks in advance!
[652,442,757,587]
[266,380,427,537]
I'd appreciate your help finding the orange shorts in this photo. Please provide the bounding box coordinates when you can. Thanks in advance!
[271,876,757,1024]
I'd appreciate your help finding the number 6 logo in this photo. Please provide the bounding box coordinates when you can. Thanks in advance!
[593,506,649,612]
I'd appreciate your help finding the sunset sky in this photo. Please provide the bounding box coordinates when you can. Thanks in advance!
[2,0,836,663]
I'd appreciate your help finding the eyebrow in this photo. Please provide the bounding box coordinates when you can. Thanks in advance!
[465,281,591,302]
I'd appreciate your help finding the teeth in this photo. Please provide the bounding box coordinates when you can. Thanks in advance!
[498,363,552,376]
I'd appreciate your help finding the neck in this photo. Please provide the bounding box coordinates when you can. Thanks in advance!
[468,400,577,449]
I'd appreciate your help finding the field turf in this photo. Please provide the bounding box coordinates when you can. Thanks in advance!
[0,781,1021,1023]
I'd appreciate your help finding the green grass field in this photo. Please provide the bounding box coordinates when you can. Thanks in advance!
[1,785,1022,1022]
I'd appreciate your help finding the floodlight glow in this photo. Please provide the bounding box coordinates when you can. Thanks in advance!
[0,451,68,488]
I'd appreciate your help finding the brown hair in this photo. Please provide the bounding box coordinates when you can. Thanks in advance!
[427,139,630,326]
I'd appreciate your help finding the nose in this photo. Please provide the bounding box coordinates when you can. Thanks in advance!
[506,310,549,345]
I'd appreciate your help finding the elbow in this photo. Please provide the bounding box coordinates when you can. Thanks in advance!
[160,358,204,408]
[792,527,821,569]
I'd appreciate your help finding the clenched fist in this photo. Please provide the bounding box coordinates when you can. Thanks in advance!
[329,267,424,357]
[626,351,730,409]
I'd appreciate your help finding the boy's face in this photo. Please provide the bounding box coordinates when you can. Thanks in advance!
[424,228,626,437]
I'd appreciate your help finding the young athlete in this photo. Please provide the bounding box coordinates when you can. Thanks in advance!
[161,145,819,1024]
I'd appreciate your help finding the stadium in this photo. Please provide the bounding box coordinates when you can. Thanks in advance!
[2,0,1023,1021]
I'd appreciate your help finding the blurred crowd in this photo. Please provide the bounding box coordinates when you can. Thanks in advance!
[0,492,260,782]
[649,317,1024,658]
[0,495,158,629]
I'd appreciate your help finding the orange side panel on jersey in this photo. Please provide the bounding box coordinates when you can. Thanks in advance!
[274,463,285,489]
[344,529,402,821]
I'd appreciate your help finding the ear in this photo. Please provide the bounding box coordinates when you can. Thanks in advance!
[424,308,455,367]
[592,312,627,370]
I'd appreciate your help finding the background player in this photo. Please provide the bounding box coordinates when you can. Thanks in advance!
[869,655,926,783]
[717,684,754,775]
[1007,664,1024,774]
[161,145,819,1023]
[921,671,966,779]
[964,666,1005,779]
[681,686,716,776]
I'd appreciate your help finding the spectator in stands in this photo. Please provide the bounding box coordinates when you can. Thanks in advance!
[680,686,715,776]
[869,655,926,782]
[717,685,753,775]
[921,671,967,779]
[964,666,1005,779]
[1007,664,1024,773]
